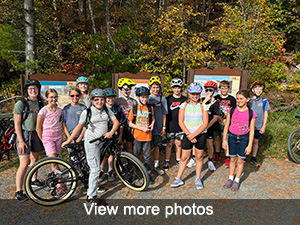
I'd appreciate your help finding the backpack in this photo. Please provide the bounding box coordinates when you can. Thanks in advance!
[229,107,253,127]
[85,105,113,128]
[20,97,44,124]
[132,103,153,125]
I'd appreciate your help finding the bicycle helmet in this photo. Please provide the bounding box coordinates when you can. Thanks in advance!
[171,78,183,88]
[149,76,161,86]
[136,86,150,96]
[104,87,117,97]
[250,81,265,90]
[90,89,106,99]
[204,81,218,90]
[117,78,136,89]
[24,79,41,90]
[76,76,89,85]
[188,82,202,93]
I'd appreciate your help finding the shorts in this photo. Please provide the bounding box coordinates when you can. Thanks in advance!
[17,130,44,156]
[228,132,249,159]
[182,133,206,150]
[254,130,263,140]
[152,135,163,147]
[206,126,221,139]
[43,130,63,156]
[166,132,184,143]
[122,125,134,142]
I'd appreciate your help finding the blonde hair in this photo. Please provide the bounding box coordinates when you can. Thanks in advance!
[219,80,230,88]
[185,93,203,104]
[69,87,82,95]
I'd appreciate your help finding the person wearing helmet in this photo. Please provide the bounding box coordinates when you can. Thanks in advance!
[98,87,124,182]
[250,81,271,168]
[115,78,137,153]
[62,88,120,204]
[201,81,221,172]
[128,86,155,184]
[13,79,45,202]
[214,80,236,168]
[171,82,209,189]
[164,78,187,171]
[76,76,90,107]
[148,76,168,176]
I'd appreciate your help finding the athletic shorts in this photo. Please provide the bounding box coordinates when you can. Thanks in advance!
[152,135,163,147]
[254,130,263,140]
[182,133,206,150]
[166,132,184,143]
[122,125,134,142]
[206,126,221,139]
[17,130,44,155]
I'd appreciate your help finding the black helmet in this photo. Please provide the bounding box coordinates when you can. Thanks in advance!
[24,79,41,90]
[136,86,150,96]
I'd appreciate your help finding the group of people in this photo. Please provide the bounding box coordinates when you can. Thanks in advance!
[13,75,270,203]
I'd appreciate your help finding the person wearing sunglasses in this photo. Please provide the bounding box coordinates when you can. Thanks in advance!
[62,88,87,143]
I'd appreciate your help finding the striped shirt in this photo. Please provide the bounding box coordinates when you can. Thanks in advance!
[180,102,209,134]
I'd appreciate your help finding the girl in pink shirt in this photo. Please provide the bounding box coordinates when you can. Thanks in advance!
[36,89,63,157]
[222,90,257,191]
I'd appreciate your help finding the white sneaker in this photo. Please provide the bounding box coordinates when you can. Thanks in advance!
[208,160,216,171]
[187,158,196,168]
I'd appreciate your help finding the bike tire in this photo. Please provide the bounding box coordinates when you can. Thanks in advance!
[24,157,78,206]
[288,130,300,164]
[114,152,149,191]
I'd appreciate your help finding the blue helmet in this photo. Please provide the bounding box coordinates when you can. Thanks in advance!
[188,82,202,93]
[135,86,150,96]
[104,87,116,97]
[76,76,89,85]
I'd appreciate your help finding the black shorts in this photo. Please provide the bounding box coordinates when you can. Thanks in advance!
[182,133,207,150]
[122,125,134,142]
[206,125,221,139]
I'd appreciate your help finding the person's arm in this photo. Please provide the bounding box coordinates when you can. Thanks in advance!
[62,123,85,147]
[222,112,230,150]
[260,111,268,134]
[128,120,149,133]
[160,114,167,136]
[62,122,70,139]
[36,115,44,142]
[75,127,86,143]
[206,115,218,130]
[178,107,190,136]
[13,114,28,154]
[245,117,256,155]
[104,119,120,139]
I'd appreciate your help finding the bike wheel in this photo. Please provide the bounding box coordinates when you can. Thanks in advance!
[114,152,149,191]
[24,157,78,206]
[288,130,300,164]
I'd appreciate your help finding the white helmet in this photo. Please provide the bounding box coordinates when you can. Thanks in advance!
[171,78,183,88]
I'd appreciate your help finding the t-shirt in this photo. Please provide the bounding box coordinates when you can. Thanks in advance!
[79,105,116,142]
[115,97,137,127]
[215,95,236,119]
[203,98,220,130]
[166,95,187,133]
[61,103,87,137]
[228,107,257,135]
[148,95,168,135]
[38,106,63,134]
[13,99,41,131]
[107,104,124,131]
[81,95,91,107]
[128,104,154,142]
[250,97,271,130]
[179,102,209,134]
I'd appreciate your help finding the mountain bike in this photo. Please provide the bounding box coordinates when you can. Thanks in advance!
[288,114,300,164]
[0,118,16,161]
[24,136,149,206]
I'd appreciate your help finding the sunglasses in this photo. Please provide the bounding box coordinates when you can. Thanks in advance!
[205,88,214,92]
[70,94,80,98]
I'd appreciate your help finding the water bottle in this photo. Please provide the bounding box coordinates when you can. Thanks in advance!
[8,133,16,145]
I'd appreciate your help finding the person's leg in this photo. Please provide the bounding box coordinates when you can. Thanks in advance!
[126,141,133,154]
[176,149,192,179]
[194,148,204,179]
[142,141,152,174]
[153,135,164,175]
[235,157,244,179]
[165,133,174,161]
[133,139,142,159]
[214,135,221,162]
[252,139,259,158]
[16,154,30,192]
[174,139,182,160]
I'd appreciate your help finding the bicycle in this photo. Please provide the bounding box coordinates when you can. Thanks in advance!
[288,114,300,164]
[0,118,16,161]
[24,136,150,206]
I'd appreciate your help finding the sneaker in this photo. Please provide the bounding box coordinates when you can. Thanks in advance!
[98,171,105,182]
[170,177,184,188]
[149,174,155,185]
[15,190,28,202]
[154,166,165,176]
[107,171,115,182]
[223,179,233,189]
[231,181,240,191]
[213,154,220,163]
[97,186,107,194]
[31,179,45,187]
[208,160,216,171]
[86,196,101,205]
[163,160,170,171]
[187,158,196,168]
[251,157,260,168]
[195,178,204,189]
[225,158,230,168]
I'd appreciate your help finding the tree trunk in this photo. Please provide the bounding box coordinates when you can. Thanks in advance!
[53,0,62,61]
[78,0,87,18]
[24,0,35,75]
[87,0,97,35]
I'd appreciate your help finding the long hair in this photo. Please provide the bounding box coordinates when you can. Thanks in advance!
[236,90,252,108]
[185,92,202,104]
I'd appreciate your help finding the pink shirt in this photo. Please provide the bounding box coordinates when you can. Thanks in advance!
[228,107,257,135]
[38,106,63,134]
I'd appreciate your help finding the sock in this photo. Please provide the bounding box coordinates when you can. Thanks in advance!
[154,160,159,168]
[108,167,113,173]
[100,167,104,172]
[229,175,234,181]
[165,159,170,162]
[234,177,240,183]
[208,158,213,161]
[176,158,180,162]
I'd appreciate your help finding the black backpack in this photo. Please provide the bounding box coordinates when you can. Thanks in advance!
[20,97,44,124]
[132,103,153,125]
[229,107,253,126]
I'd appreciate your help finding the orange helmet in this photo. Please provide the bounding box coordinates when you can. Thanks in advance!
[204,81,218,90]
[250,81,265,90]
